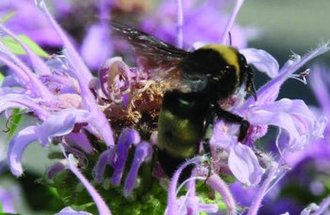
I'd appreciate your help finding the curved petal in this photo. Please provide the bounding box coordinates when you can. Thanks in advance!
[244,43,330,107]
[240,48,279,78]
[66,132,94,154]
[36,110,77,146]
[67,154,112,215]
[7,126,37,176]
[93,148,116,183]
[228,143,265,186]
[123,142,152,197]
[166,156,205,215]
[175,195,218,215]
[56,206,93,215]
[46,162,66,180]
[111,128,140,185]
[210,121,238,150]
[206,174,236,213]
[0,93,50,119]
[248,99,324,154]
[310,66,330,117]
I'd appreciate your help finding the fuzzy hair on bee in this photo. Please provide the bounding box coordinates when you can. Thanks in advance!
[111,22,257,180]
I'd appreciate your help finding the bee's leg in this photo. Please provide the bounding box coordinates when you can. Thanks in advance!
[202,109,217,156]
[201,111,217,181]
[201,135,213,181]
[203,158,212,185]
[246,66,257,101]
[215,108,250,142]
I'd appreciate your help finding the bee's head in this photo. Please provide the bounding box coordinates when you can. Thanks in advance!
[182,45,253,101]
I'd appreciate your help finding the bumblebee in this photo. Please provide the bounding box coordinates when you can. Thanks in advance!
[111,22,256,179]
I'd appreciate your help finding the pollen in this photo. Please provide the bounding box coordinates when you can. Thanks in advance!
[105,74,172,137]
[127,79,170,122]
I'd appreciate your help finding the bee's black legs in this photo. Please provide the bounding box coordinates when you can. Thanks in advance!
[200,111,215,179]
[200,106,250,180]
[202,109,218,155]
[215,108,250,142]
[246,66,257,101]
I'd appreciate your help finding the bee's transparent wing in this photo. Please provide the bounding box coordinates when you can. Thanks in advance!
[111,22,190,82]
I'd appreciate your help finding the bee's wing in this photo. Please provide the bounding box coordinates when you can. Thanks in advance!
[111,22,190,84]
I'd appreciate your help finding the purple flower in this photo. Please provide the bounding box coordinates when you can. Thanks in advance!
[0,0,114,178]
[208,44,329,214]
[256,66,330,214]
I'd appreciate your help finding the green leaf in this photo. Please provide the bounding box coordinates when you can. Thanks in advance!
[1,35,49,58]
[0,72,4,83]
[5,109,24,138]
[0,11,16,24]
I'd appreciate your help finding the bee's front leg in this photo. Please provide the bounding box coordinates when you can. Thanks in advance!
[214,107,250,143]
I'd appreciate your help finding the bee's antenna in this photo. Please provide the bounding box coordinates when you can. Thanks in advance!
[228,32,233,46]
[176,0,184,48]
[219,0,245,44]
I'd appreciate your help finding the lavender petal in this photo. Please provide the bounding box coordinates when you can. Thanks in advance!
[111,128,140,185]
[56,206,93,215]
[123,142,152,197]
[66,132,94,154]
[7,126,38,176]
[36,110,78,146]
[206,174,237,214]
[228,143,265,186]
[93,148,116,183]
[166,156,205,215]
[46,162,66,180]
[240,48,279,78]
[67,154,112,215]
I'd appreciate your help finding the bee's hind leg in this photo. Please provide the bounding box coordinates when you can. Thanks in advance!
[201,110,217,181]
